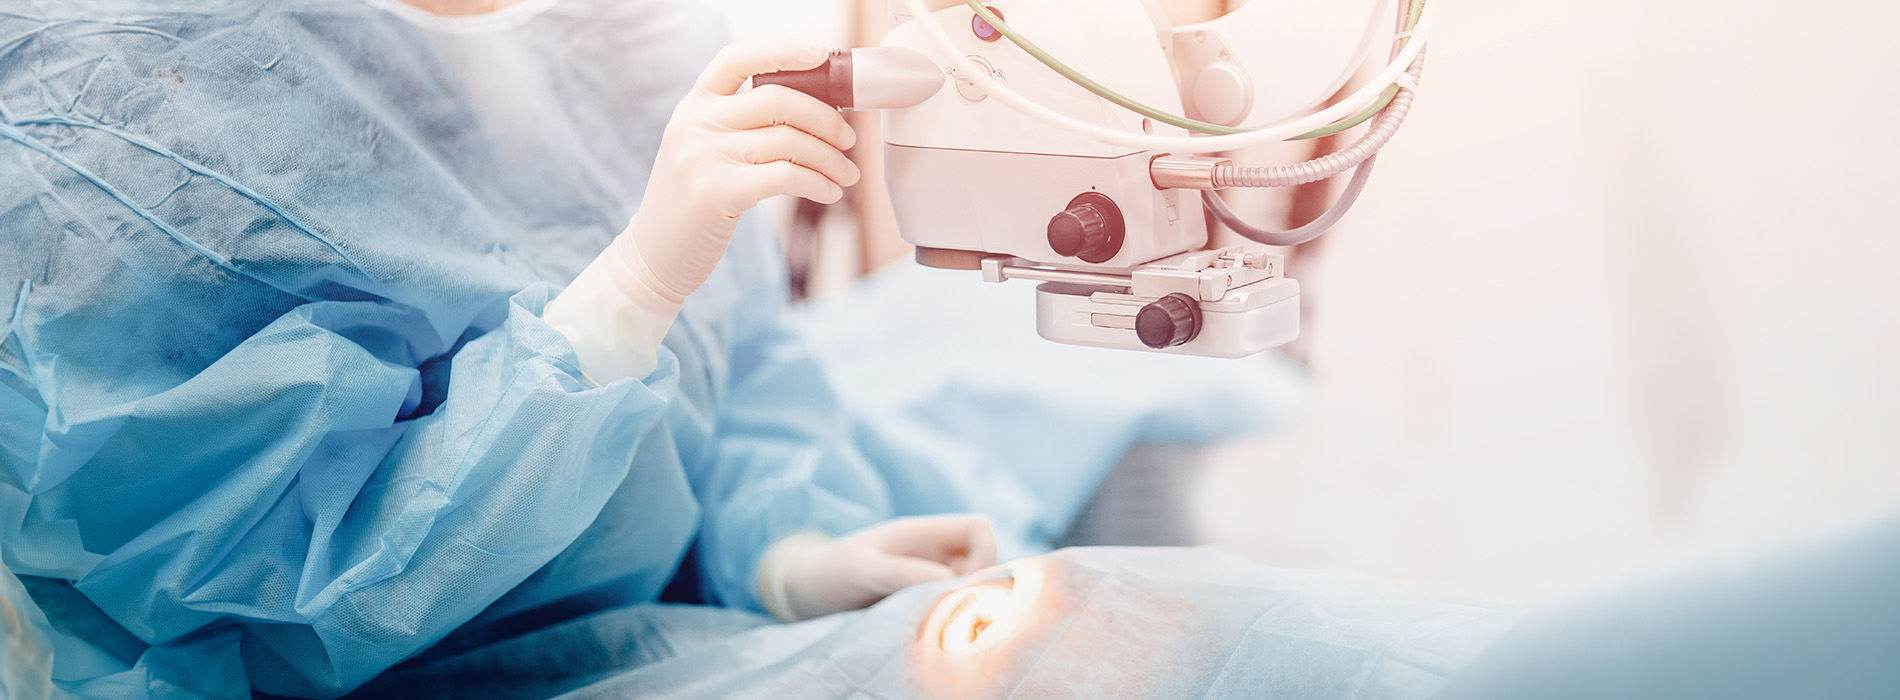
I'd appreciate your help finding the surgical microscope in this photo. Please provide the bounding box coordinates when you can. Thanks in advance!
[757,0,1431,358]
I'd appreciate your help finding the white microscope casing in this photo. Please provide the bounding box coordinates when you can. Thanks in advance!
[880,0,1208,270]
[859,0,1372,357]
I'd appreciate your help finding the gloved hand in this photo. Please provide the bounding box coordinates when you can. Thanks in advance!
[756,515,999,622]
[619,40,861,305]
[543,41,860,383]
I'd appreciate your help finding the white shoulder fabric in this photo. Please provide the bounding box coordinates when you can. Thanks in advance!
[355,0,562,35]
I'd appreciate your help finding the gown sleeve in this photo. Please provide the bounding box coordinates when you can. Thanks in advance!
[664,218,896,613]
[0,93,693,700]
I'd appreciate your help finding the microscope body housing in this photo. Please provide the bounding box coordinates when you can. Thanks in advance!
[864,0,1353,357]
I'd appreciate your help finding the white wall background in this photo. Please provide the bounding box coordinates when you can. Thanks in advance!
[711,0,1900,600]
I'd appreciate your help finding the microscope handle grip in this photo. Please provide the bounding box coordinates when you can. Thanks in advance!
[753,51,854,109]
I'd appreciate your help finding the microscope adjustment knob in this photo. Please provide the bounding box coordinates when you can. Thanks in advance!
[1046,192,1125,264]
[1136,293,1202,349]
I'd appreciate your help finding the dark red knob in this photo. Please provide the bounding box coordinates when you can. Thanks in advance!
[752,51,853,108]
[1136,293,1202,349]
[1046,192,1124,263]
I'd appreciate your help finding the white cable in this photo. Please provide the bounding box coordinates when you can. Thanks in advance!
[898,0,1433,153]
[1254,0,1397,126]
[1209,50,1423,188]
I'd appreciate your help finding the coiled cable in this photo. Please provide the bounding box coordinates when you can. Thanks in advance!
[1210,50,1425,189]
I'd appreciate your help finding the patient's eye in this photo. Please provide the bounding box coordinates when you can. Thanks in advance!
[968,616,992,644]
[919,562,1043,658]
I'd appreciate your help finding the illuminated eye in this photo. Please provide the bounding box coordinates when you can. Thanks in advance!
[968,616,991,644]
[919,562,1042,658]
[936,584,1011,654]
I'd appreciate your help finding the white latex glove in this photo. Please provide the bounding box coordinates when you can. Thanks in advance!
[756,515,999,622]
[544,41,859,384]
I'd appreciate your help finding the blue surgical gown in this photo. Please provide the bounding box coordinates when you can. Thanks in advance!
[0,1,899,696]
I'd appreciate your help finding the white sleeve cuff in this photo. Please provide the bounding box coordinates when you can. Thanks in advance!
[543,231,683,385]
[755,531,833,623]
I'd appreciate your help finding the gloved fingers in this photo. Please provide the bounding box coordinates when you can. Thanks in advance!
[956,519,1000,575]
[864,553,960,598]
[866,515,999,575]
[715,86,856,151]
[726,126,861,189]
[738,160,845,206]
[781,543,956,619]
[698,41,831,97]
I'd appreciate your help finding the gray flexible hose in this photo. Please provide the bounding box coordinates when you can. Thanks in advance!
[1202,155,1377,247]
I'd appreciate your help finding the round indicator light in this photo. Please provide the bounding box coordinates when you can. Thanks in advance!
[971,7,1004,42]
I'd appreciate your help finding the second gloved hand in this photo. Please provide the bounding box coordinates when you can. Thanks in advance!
[757,515,999,622]
[619,41,862,305]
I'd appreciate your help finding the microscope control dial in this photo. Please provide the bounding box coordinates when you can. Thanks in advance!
[1045,192,1125,264]
[1136,293,1203,349]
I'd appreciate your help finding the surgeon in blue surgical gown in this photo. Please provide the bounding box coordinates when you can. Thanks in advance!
[0,0,1015,696]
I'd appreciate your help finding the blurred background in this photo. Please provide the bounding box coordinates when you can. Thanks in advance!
[710,0,1900,602]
